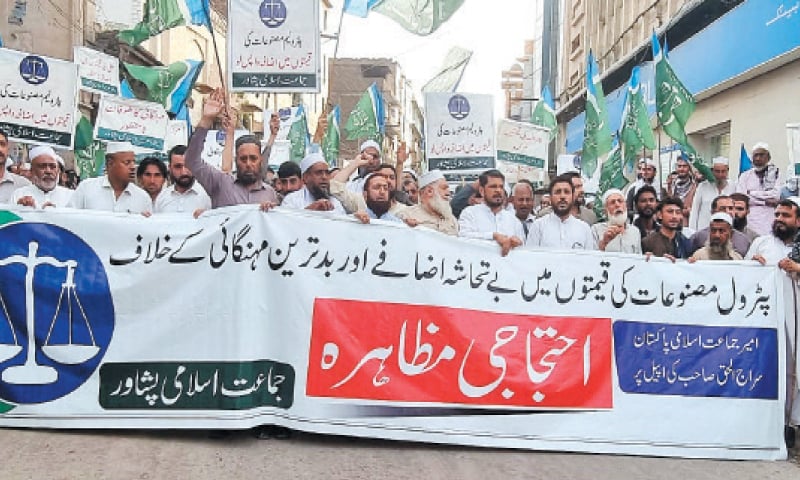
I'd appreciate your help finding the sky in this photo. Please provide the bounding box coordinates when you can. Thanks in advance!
[336,1,537,118]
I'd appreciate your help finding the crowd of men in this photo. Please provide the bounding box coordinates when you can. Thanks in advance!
[1,88,798,445]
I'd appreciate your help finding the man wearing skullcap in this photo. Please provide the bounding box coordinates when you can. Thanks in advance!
[689,156,735,230]
[281,153,346,214]
[689,212,742,261]
[345,139,383,194]
[591,189,641,253]
[67,142,151,214]
[12,145,73,208]
[736,142,782,236]
[397,170,458,236]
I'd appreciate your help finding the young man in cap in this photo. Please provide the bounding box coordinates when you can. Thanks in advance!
[12,145,73,208]
[736,142,782,236]
[67,142,151,214]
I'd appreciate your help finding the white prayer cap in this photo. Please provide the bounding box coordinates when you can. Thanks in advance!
[601,188,624,205]
[300,152,327,174]
[418,170,445,189]
[709,212,733,226]
[711,156,729,166]
[359,140,381,152]
[29,145,57,162]
[402,168,417,181]
[106,141,135,155]
[752,142,770,152]
[639,157,657,167]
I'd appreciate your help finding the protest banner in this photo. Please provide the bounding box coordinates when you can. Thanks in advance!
[74,47,120,96]
[94,96,169,151]
[0,207,789,461]
[496,119,550,170]
[0,47,78,149]
[425,93,495,173]
[228,0,321,92]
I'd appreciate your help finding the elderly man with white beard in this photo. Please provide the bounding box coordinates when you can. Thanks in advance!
[688,212,742,262]
[591,189,641,253]
[12,145,73,208]
[397,170,458,236]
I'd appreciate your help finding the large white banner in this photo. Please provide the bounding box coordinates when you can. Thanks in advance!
[228,0,321,92]
[0,207,789,461]
[0,48,78,149]
[425,93,495,173]
[74,47,120,96]
[95,96,169,151]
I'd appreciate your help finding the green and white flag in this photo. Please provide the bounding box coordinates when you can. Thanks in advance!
[422,46,473,93]
[344,83,385,142]
[620,66,656,153]
[288,105,310,163]
[123,60,204,115]
[372,0,465,36]
[73,115,106,180]
[594,143,630,220]
[321,106,341,166]
[530,85,557,140]
[652,33,695,152]
[581,51,613,177]
[119,0,211,46]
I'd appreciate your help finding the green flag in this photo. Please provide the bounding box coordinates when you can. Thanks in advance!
[118,0,210,46]
[594,144,630,220]
[344,83,385,142]
[73,115,105,180]
[123,60,204,115]
[322,106,341,166]
[373,0,465,36]
[582,51,613,177]
[652,33,695,151]
[619,66,656,151]
[288,105,309,163]
[531,85,557,140]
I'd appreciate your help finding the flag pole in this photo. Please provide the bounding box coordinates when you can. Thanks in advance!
[202,1,227,96]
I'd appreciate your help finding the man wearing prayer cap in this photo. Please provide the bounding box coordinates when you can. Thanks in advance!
[689,156,734,230]
[688,195,751,257]
[736,142,782,236]
[591,188,641,253]
[344,139,383,194]
[624,157,661,213]
[184,88,279,210]
[12,145,73,208]
[397,169,458,236]
[281,153,346,214]
[67,141,151,214]
[0,128,31,203]
[689,212,742,261]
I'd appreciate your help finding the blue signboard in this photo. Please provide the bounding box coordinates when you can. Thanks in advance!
[565,0,800,152]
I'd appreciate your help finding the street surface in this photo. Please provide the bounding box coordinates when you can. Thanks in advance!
[2,428,798,479]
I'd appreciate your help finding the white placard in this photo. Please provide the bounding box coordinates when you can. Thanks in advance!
[0,47,78,149]
[95,96,169,152]
[74,47,120,96]
[228,0,321,92]
[164,121,189,153]
[201,129,251,169]
[496,119,550,171]
[424,93,495,172]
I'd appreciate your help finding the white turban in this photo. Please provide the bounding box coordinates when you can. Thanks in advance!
[419,170,445,189]
[300,153,327,174]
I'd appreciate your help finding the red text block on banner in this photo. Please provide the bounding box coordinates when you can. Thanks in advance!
[306,299,612,409]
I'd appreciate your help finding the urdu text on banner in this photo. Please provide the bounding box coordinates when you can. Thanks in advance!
[0,207,788,461]
[94,96,169,151]
[425,92,495,172]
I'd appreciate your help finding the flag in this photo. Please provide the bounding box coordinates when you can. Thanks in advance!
[176,103,193,138]
[322,105,341,166]
[288,105,310,162]
[619,66,655,151]
[739,143,752,176]
[345,83,385,142]
[343,0,382,17]
[119,0,211,46]
[372,0,465,36]
[582,51,613,177]
[73,115,105,180]
[123,60,204,115]
[422,46,473,93]
[120,79,136,99]
[530,85,557,140]
[652,32,695,152]
[593,143,629,220]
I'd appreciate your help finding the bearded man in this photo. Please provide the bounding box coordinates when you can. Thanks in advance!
[398,170,458,235]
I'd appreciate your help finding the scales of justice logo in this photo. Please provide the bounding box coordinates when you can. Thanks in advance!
[19,55,49,86]
[448,94,470,120]
[260,0,288,28]
[0,218,114,405]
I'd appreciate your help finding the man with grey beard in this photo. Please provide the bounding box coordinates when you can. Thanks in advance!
[398,170,458,235]
[591,189,641,253]
[689,213,742,261]
[12,146,72,208]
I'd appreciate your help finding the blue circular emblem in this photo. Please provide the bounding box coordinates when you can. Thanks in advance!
[215,130,227,146]
[19,55,49,86]
[448,95,470,120]
[0,223,114,404]
[260,0,288,28]
[278,107,292,122]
